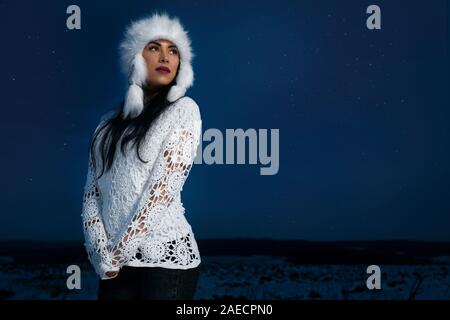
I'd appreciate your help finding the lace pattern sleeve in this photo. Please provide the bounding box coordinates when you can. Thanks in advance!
[81,135,120,280]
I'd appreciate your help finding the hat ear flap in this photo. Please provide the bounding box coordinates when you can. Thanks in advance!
[129,53,147,86]
[122,54,148,119]
[167,61,194,102]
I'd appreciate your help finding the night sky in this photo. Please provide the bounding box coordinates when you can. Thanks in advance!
[1,0,449,241]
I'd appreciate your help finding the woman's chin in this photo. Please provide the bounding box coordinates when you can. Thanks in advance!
[151,73,174,83]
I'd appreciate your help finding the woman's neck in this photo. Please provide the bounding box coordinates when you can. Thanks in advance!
[143,85,159,105]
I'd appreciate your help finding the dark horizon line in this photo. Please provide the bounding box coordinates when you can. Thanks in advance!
[1,237,450,243]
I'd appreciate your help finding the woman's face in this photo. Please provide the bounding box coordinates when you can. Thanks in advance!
[141,38,180,89]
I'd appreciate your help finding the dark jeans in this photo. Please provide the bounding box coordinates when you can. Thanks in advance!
[98,266,200,300]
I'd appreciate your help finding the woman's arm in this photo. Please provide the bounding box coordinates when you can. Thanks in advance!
[109,102,202,268]
[81,135,120,280]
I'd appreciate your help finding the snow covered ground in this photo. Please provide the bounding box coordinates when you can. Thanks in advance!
[1,255,449,300]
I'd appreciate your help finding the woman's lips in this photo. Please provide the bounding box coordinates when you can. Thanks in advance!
[156,67,171,74]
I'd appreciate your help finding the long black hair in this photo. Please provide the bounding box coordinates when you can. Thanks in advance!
[89,64,182,180]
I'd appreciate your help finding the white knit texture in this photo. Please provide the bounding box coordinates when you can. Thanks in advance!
[81,97,202,280]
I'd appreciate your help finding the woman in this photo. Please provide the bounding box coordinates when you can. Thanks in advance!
[80,12,202,300]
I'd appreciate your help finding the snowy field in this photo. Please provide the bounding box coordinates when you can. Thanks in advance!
[1,255,449,300]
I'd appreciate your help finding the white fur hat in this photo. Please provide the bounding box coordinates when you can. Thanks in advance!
[118,12,195,119]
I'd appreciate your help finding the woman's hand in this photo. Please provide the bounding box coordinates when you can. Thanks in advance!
[105,270,120,278]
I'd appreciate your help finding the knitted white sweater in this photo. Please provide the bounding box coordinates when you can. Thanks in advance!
[81,96,202,280]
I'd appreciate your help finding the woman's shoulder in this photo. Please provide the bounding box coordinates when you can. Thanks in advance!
[92,109,118,135]
[169,96,201,122]
[99,109,118,123]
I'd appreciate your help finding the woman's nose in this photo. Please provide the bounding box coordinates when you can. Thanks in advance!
[160,53,169,63]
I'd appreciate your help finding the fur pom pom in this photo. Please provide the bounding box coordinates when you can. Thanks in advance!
[122,83,144,119]
[167,85,186,102]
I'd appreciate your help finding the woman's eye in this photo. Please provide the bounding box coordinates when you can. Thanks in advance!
[148,46,178,55]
